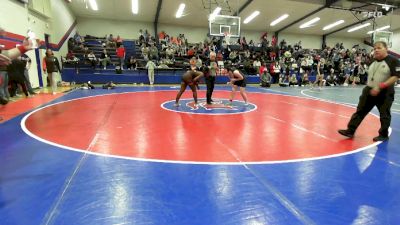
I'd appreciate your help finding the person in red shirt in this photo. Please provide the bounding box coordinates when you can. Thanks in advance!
[66,50,74,60]
[271,35,277,47]
[116,44,126,70]
[216,50,223,61]
[187,47,195,57]
[158,31,166,41]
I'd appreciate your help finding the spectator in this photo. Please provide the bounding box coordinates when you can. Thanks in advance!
[158,31,166,41]
[116,44,126,69]
[87,51,97,69]
[195,55,202,69]
[326,68,338,86]
[165,45,175,59]
[270,61,281,84]
[279,74,288,87]
[74,32,83,45]
[302,71,310,86]
[127,56,138,70]
[116,35,123,45]
[229,50,237,62]
[189,57,197,70]
[358,63,367,84]
[260,62,271,87]
[253,58,261,75]
[216,50,223,61]
[7,57,29,97]
[187,47,195,57]
[149,43,159,60]
[146,58,156,85]
[288,73,298,87]
[100,49,111,69]
[21,54,35,95]
[141,44,149,61]
[42,49,61,95]
[67,37,75,51]
[107,34,115,47]
[1,28,34,104]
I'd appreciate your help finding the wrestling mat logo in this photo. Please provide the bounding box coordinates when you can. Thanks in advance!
[161,98,257,115]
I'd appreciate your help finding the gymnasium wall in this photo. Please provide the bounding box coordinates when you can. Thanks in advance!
[326,36,371,50]
[279,33,322,49]
[0,0,75,88]
[76,17,153,40]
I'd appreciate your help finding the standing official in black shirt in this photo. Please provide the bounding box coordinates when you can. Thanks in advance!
[338,41,400,142]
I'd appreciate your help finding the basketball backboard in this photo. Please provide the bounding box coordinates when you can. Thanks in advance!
[209,15,240,38]
[373,31,393,47]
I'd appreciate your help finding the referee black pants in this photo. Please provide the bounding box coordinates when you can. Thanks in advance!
[205,76,215,104]
[347,86,394,137]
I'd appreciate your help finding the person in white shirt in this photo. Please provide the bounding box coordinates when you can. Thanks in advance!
[100,49,111,69]
[87,51,97,69]
[165,46,175,59]
[253,59,261,75]
[145,58,156,85]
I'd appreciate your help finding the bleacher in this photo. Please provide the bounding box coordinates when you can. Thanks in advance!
[62,34,325,85]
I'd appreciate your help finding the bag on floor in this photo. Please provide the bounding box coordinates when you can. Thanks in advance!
[115,65,122,74]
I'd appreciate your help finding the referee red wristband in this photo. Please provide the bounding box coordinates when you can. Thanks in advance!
[17,45,28,54]
[379,82,388,89]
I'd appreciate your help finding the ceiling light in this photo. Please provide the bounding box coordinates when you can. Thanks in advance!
[243,11,260,24]
[323,20,345,30]
[176,3,185,18]
[132,0,138,14]
[209,7,221,21]
[376,25,390,31]
[299,17,320,29]
[367,25,390,34]
[88,0,98,11]
[270,14,289,26]
[347,23,370,32]
[212,7,221,16]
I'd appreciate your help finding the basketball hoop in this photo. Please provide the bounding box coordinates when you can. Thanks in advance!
[223,32,231,45]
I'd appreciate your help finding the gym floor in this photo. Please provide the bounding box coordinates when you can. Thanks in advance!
[1,85,399,225]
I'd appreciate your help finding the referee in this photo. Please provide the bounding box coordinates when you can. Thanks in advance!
[205,52,218,105]
[338,41,399,142]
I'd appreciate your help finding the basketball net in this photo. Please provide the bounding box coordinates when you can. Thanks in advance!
[223,32,231,45]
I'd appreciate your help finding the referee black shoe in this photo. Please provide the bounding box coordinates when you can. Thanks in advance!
[338,129,354,138]
[373,136,389,142]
